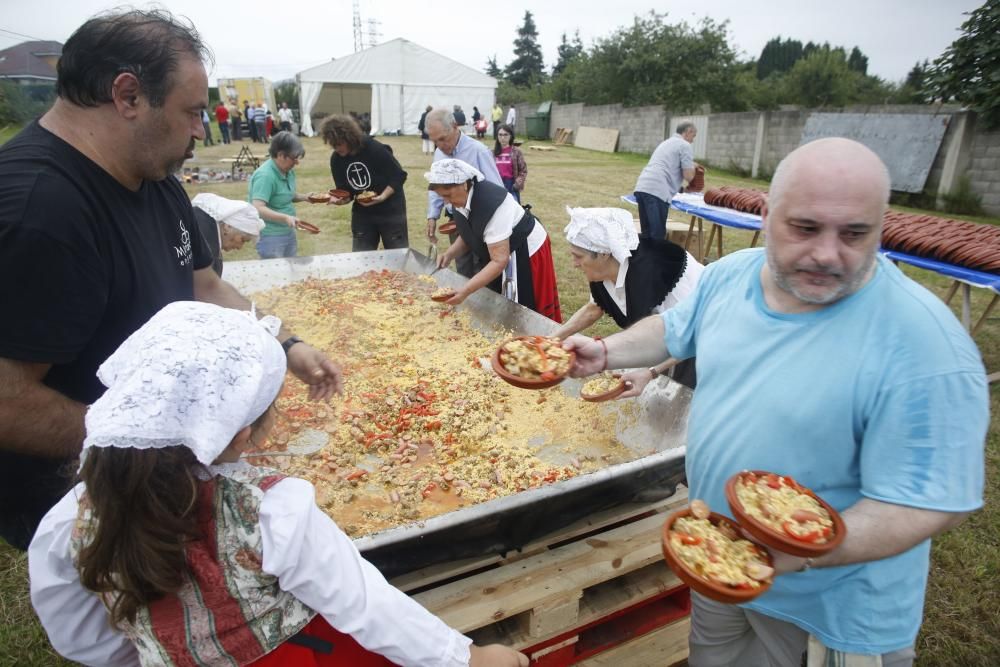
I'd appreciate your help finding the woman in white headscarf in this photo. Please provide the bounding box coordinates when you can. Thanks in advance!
[27,301,528,667]
[192,193,266,276]
[425,159,562,322]
[553,207,704,390]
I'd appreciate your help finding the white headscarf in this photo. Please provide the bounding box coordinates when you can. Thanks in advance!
[424,159,484,185]
[564,207,640,265]
[83,302,286,466]
[191,193,265,236]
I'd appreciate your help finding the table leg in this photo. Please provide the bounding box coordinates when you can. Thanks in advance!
[972,294,1000,336]
[683,216,696,255]
[716,224,724,259]
[703,224,718,261]
[943,281,960,306]
[697,218,705,263]
[962,284,971,331]
[750,231,761,248]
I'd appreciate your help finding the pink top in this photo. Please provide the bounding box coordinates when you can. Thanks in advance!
[495,146,514,180]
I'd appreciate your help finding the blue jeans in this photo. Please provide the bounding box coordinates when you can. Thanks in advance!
[256,229,298,258]
[634,191,670,241]
[218,121,230,144]
[502,177,521,203]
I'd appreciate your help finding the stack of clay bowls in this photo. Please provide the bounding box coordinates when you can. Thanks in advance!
[703,186,768,216]
[881,212,1000,274]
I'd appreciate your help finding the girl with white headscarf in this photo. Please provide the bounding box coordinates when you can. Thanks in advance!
[28,302,528,667]
[554,207,704,390]
[425,159,562,322]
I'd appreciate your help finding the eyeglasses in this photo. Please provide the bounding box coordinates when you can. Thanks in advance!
[497,132,511,137]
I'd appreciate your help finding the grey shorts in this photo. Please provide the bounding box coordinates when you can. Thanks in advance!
[688,591,916,667]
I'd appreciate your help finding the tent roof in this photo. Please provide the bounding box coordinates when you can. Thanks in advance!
[297,38,496,89]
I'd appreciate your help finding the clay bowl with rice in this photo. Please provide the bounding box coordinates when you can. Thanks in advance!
[725,470,846,558]
[492,336,574,390]
[661,500,774,604]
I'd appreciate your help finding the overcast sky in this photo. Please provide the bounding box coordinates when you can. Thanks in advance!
[1,0,983,86]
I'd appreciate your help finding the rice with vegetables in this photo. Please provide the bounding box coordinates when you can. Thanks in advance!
[735,472,834,544]
[669,515,772,588]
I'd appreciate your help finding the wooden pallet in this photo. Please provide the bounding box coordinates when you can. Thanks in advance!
[398,487,691,665]
[553,128,574,145]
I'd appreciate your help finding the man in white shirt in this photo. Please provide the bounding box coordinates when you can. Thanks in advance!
[277,102,294,133]
[505,104,517,129]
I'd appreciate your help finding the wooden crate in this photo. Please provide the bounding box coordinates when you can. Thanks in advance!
[397,487,691,665]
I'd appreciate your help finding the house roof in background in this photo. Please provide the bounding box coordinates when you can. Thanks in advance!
[0,40,62,80]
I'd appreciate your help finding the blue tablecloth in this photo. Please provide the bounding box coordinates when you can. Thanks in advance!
[620,193,999,293]
[880,250,1000,294]
[621,193,762,231]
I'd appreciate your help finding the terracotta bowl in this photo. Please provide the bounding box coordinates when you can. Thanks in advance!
[580,376,626,402]
[430,289,456,303]
[295,220,321,234]
[661,508,774,604]
[355,192,377,204]
[438,221,458,234]
[491,336,574,390]
[307,192,331,204]
[329,188,351,200]
[725,470,847,558]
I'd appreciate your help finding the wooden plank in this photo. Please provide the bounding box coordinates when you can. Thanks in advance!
[576,616,690,666]
[528,145,557,151]
[413,512,675,633]
[575,126,620,153]
[394,490,686,591]
[469,562,682,649]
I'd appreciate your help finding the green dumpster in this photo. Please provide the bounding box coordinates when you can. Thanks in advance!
[525,101,552,139]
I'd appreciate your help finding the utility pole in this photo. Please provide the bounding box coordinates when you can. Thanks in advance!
[352,0,363,52]
[366,17,382,49]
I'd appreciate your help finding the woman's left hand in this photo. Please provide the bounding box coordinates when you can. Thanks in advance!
[356,195,384,208]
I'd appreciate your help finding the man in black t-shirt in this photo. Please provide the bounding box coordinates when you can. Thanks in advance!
[0,9,343,550]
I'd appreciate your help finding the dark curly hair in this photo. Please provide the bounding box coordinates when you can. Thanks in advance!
[57,8,213,108]
[319,114,366,153]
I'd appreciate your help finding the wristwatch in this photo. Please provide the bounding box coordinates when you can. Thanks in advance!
[797,557,815,572]
[648,366,661,380]
[281,335,304,355]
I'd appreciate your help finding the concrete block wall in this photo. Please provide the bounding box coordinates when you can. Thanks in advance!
[705,112,759,173]
[616,105,669,154]
[968,126,1000,215]
[761,110,809,176]
[549,103,583,140]
[512,102,533,138]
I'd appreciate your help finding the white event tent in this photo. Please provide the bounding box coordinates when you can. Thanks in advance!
[296,38,497,137]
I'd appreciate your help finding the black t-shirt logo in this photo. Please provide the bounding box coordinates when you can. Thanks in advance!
[346,162,372,191]
[175,218,193,267]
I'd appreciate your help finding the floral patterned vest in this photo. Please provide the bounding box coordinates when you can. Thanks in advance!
[70,466,316,666]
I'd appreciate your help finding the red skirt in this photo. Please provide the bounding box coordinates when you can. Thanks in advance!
[529,236,562,323]
[251,614,397,666]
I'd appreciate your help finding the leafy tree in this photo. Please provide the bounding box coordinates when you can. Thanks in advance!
[847,46,869,74]
[891,60,933,104]
[485,56,502,79]
[273,80,299,110]
[757,37,803,79]
[553,30,585,76]
[571,12,742,111]
[783,48,856,107]
[505,11,546,87]
[928,0,1000,128]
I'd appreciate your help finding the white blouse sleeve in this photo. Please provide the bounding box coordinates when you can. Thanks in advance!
[28,483,140,667]
[482,192,526,246]
[259,477,472,667]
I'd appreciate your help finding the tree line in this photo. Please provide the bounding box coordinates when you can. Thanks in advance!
[489,2,999,129]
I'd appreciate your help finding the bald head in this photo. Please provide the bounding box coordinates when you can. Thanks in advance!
[769,138,890,217]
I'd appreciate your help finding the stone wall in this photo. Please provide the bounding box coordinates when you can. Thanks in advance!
[704,112,759,173]
[968,124,1000,214]
[550,102,583,140]
[760,110,809,177]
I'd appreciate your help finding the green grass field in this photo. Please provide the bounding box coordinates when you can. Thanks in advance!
[1,132,998,665]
